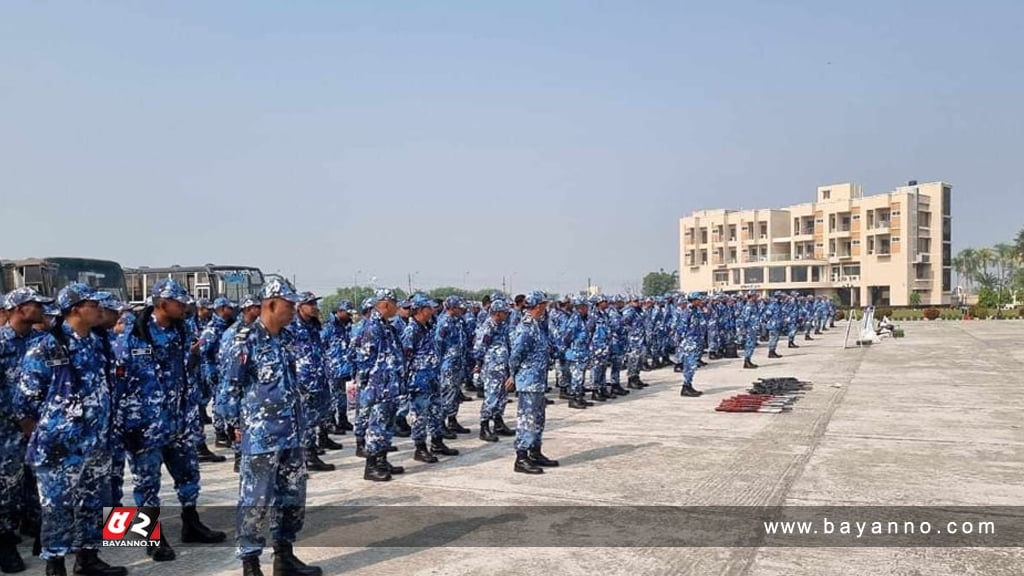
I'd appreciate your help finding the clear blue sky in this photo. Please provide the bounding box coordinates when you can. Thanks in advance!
[2,1,1021,295]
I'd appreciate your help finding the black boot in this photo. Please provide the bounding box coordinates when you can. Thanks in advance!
[382,452,404,475]
[805,334,814,341]
[363,453,391,482]
[273,543,322,576]
[464,381,478,392]
[476,387,485,399]
[305,446,336,472]
[394,415,412,438]
[514,450,543,474]
[335,410,354,433]
[768,351,782,359]
[788,342,799,349]
[492,416,515,436]
[72,549,126,576]
[680,385,702,397]
[446,416,470,434]
[0,532,25,573]
[610,383,629,396]
[479,420,498,442]
[200,405,213,425]
[626,377,641,390]
[528,445,559,467]
[181,506,227,543]
[440,423,457,440]
[242,556,263,576]
[599,386,615,400]
[318,428,344,451]
[567,396,588,409]
[431,438,459,456]
[743,359,759,369]
[579,393,594,407]
[45,558,65,576]
[146,531,176,562]
[197,441,226,463]
[414,442,438,463]
[214,429,231,448]
[459,391,473,402]
[355,437,366,458]
[589,390,606,403]
[233,452,241,473]
[558,388,572,400]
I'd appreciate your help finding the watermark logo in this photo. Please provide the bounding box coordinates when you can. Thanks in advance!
[102,507,161,547]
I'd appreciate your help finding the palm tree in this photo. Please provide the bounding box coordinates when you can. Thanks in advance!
[953,247,979,297]
[1014,227,1024,261]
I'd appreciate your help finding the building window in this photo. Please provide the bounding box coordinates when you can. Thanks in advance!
[744,268,764,284]
[943,268,951,292]
[769,267,787,283]
[792,266,809,282]
[822,190,831,199]
[732,269,741,284]
[713,270,729,283]
[811,266,821,282]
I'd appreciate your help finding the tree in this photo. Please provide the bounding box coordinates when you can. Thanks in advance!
[909,291,922,307]
[642,269,678,296]
[320,286,408,317]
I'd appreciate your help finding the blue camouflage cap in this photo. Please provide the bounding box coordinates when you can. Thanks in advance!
[374,288,398,304]
[687,291,704,300]
[239,295,261,309]
[213,296,237,309]
[524,291,548,308]
[589,293,607,304]
[99,293,128,312]
[297,291,321,305]
[195,297,214,309]
[409,294,438,310]
[443,295,465,309]
[398,299,412,309]
[489,299,511,313]
[43,303,61,316]
[57,283,104,311]
[360,297,374,312]
[3,287,54,310]
[260,277,302,303]
[571,296,589,307]
[151,278,191,304]
[332,299,354,313]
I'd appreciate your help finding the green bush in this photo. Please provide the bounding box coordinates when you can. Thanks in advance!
[969,305,992,319]
[940,309,962,320]
[876,307,894,320]
[923,307,941,320]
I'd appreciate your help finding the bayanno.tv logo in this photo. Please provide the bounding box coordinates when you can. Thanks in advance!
[102,507,161,547]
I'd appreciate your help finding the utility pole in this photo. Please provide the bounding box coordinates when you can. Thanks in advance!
[502,275,507,295]
[407,272,413,295]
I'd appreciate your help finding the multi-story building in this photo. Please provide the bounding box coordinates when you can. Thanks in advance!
[678,181,952,306]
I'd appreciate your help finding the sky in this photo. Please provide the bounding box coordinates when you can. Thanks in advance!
[2,1,1022,296]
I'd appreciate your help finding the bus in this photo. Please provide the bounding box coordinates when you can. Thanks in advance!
[124,264,265,305]
[1,257,129,300]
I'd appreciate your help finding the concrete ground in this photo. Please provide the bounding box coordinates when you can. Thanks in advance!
[18,320,1024,575]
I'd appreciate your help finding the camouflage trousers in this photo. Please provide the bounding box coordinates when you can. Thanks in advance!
[479,369,509,421]
[768,329,781,353]
[0,432,24,534]
[514,391,546,451]
[744,331,758,360]
[590,358,608,389]
[363,391,396,455]
[125,432,200,508]
[440,363,463,419]
[109,440,125,507]
[33,450,110,560]
[555,358,570,389]
[568,361,587,396]
[236,447,307,559]
[609,353,624,385]
[330,377,349,414]
[787,323,798,344]
[408,389,442,444]
[624,346,643,379]
[679,343,700,387]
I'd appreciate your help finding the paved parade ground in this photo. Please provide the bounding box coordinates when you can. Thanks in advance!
[22,320,1024,575]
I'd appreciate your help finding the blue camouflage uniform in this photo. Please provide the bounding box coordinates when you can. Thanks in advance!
[288,294,329,448]
[356,291,405,457]
[563,301,590,398]
[223,279,307,560]
[0,287,53,542]
[621,300,646,382]
[321,301,354,429]
[607,297,626,387]
[546,300,571,390]
[462,308,478,388]
[740,295,761,361]
[400,295,443,444]
[509,292,550,452]
[351,299,375,443]
[113,279,203,511]
[587,297,611,392]
[765,294,783,354]
[15,284,112,562]
[675,296,702,389]
[435,298,467,421]
[198,305,232,437]
[784,294,800,345]
[475,300,512,423]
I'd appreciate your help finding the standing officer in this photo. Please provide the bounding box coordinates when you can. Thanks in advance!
[508,292,558,474]
[401,294,458,463]
[675,293,705,397]
[321,300,355,435]
[741,292,761,369]
[0,288,53,573]
[563,297,592,409]
[475,299,514,442]
[620,296,648,389]
[16,284,126,576]
[224,278,322,576]
[217,295,262,473]
[435,296,469,434]
[114,278,226,562]
[765,292,784,359]
[199,297,235,460]
[355,289,406,482]
[290,292,338,472]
